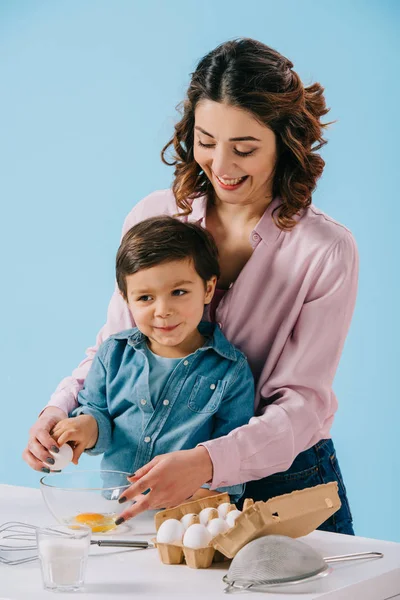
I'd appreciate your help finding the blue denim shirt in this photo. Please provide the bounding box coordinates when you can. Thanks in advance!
[72,322,255,500]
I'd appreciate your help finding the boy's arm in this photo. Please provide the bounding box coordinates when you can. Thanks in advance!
[51,414,99,464]
[69,345,113,456]
[201,356,255,502]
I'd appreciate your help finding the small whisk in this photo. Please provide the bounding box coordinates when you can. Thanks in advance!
[0,521,153,566]
[0,522,46,565]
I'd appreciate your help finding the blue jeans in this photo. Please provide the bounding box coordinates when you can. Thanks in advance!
[238,439,354,535]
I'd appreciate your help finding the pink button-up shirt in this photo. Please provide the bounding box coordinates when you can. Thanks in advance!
[47,189,359,489]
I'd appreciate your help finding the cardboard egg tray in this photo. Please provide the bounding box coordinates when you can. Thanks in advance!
[153,482,341,568]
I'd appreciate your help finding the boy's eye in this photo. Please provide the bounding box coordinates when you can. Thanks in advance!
[172,289,187,297]
[137,295,152,302]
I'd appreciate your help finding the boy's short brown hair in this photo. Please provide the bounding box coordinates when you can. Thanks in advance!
[116,216,220,299]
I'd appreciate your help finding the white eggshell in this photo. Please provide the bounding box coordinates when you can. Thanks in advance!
[226,509,241,528]
[206,517,230,537]
[199,507,217,526]
[217,502,232,519]
[156,519,185,544]
[45,444,73,471]
[183,523,212,549]
[180,513,198,530]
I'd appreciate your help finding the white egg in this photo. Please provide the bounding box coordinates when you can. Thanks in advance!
[226,509,242,528]
[217,502,232,519]
[206,517,230,537]
[183,523,212,549]
[199,507,217,526]
[156,519,185,544]
[44,444,73,471]
[180,513,198,530]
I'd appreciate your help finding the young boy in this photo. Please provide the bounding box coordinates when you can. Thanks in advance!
[52,216,254,500]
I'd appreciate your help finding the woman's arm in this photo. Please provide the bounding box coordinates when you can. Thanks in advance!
[202,231,359,487]
[114,231,359,520]
[23,189,177,471]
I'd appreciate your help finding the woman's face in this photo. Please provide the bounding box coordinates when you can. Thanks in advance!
[194,100,277,207]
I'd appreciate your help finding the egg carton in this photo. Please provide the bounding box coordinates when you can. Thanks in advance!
[153,482,341,568]
[153,492,231,568]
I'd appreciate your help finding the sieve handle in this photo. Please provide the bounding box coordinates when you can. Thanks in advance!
[222,575,253,594]
[325,551,383,564]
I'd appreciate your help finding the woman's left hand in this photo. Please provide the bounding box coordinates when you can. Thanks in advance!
[116,446,213,523]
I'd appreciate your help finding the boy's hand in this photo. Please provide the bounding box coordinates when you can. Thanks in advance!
[51,415,99,465]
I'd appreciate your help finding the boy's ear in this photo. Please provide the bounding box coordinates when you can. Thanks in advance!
[204,275,218,305]
[119,289,128,303]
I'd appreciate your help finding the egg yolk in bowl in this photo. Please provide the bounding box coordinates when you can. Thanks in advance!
[73,513,117,532]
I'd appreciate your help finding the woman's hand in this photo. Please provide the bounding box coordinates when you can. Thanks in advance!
[22,407,67,472]
[116,446,213,524]
[52,415,99,465]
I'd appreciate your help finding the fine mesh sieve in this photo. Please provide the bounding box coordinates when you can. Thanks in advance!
[223,535,383,592]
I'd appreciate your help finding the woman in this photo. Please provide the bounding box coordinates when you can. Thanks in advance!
[24,38,358,534]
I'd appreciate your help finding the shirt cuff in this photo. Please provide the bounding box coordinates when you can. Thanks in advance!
[71,407,110,456]
[41,388,80,417]
[199,436,242,489]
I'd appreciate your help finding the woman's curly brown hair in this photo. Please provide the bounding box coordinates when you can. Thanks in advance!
[161,38,330,230]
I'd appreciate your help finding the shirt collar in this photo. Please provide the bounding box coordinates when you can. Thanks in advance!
[187,194,283,246]
[197,321,237,361]
[252,196,283,246]
[114,322,237,362]
[186,194,208,225]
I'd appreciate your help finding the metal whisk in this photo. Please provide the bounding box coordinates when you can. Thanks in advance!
[0,521,154,566]
[0,522,45,565]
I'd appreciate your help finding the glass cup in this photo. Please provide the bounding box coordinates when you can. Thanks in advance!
[36,525,91,592]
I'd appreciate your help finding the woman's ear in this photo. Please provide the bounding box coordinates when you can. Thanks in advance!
[204,275,217,305]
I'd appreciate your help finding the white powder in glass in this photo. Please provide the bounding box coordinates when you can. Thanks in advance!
[39,537,89,586]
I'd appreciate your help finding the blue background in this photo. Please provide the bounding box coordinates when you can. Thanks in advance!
[1,1,399,542]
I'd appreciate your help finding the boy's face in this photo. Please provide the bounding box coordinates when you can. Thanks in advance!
[124,258,217,357]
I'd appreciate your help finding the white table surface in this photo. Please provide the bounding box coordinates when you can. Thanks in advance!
[0,484,399,599]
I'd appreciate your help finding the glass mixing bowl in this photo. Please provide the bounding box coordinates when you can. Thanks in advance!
[40,470,133,533]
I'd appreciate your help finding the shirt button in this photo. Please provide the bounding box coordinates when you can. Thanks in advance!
[144,436,151,443]
[210,384,216,390]
[218,322,223,329]
[183,360,189,366]
[252,232,260,242]
[163,399,170,406]
[140,399,147,406]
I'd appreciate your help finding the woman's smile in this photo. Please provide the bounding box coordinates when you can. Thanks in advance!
[214,173,249,190]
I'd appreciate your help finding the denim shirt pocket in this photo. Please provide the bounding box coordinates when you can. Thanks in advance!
[187,376,227,414]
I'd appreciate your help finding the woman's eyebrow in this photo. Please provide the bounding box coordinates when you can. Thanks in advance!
[195,126,261,142]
